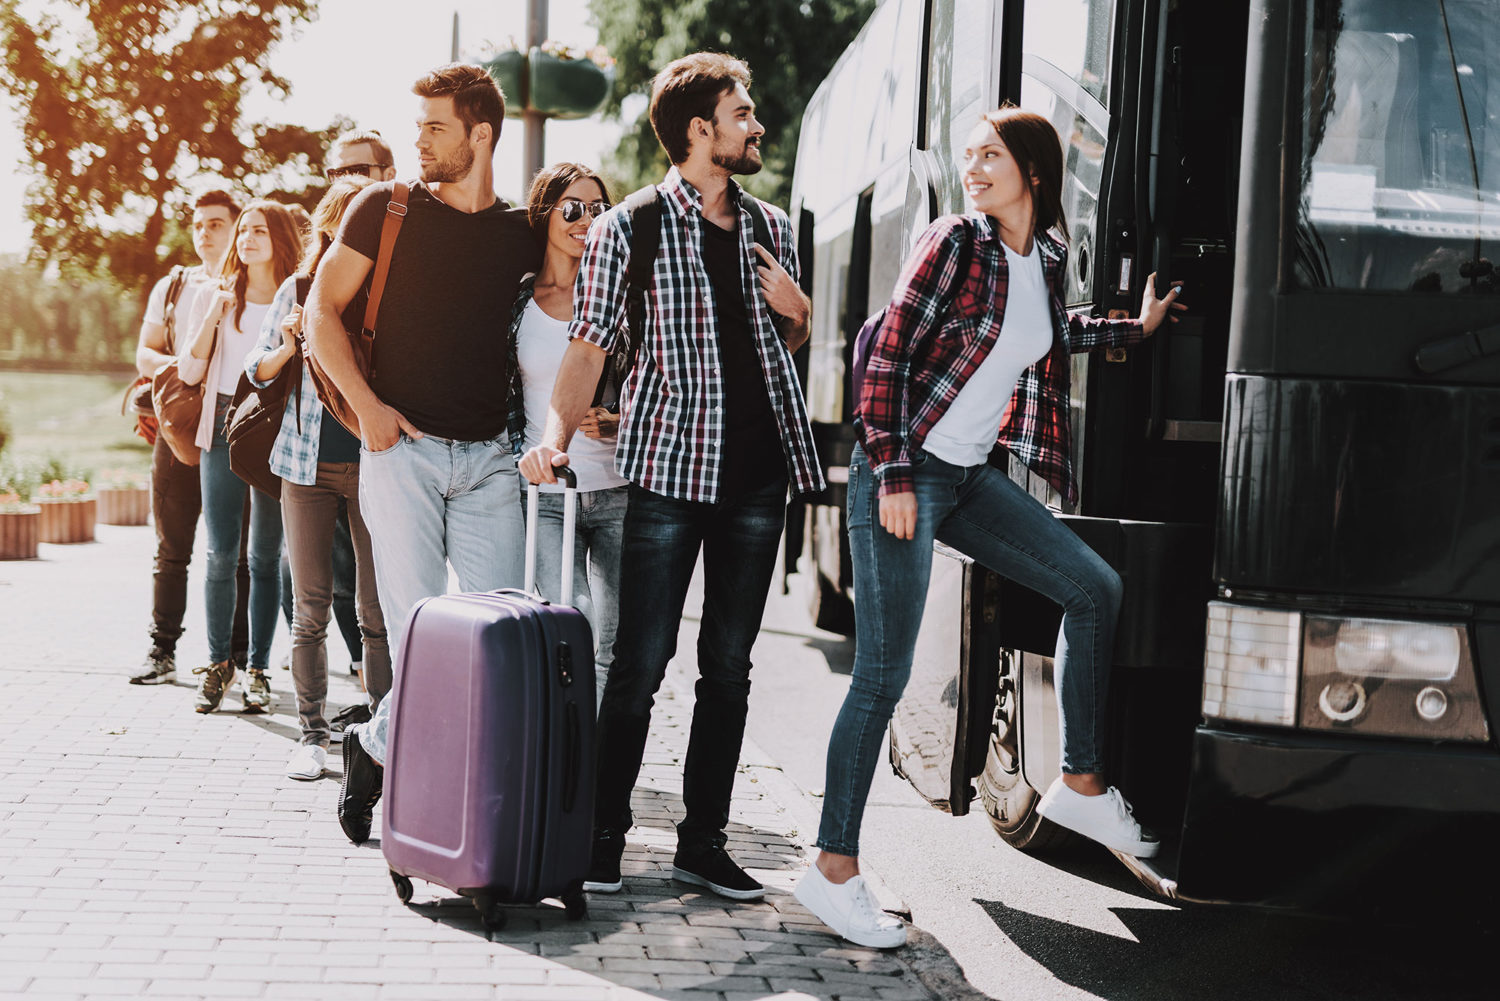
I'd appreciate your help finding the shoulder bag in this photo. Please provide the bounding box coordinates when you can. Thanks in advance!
[225,276,311,499]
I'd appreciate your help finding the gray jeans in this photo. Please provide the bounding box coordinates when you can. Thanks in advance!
[530,484,627,708]
[281,462,389,747]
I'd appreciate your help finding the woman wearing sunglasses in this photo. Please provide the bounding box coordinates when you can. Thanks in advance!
[508,162,627,707]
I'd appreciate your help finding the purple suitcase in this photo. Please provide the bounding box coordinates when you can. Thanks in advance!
[382,468,596,928]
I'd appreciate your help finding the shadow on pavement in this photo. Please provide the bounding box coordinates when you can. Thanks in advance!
[978,896,1497,1001]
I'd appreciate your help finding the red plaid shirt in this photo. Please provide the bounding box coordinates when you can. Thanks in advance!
[858,213,1146,503]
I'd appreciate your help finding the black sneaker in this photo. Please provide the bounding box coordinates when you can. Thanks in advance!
[672,845,765,901]
[129,651,176,685]
[337,729,383,845]
[583,831,624,893]
[328,703,371,743]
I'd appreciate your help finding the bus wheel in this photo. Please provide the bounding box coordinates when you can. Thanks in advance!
[977,650,1074,854]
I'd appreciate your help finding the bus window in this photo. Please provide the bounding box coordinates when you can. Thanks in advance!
[1296,0,1500,294]
[926,0,1007,215]
[1019,0,1116,307]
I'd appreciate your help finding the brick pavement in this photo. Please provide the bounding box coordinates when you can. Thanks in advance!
[0,524,946,1000]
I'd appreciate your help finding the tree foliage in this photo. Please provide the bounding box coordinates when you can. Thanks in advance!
[587,0,877,206]
[0,0,346,305]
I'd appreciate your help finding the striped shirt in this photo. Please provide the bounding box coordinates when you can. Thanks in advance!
[568,166,824,504]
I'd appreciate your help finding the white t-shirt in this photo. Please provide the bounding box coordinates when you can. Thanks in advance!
[216,301,272,396]
[143,265,216,354]
[517,298,627,493]
[922,241,1053,468]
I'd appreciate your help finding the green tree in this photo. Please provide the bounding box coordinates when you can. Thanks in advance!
[0,0,344,311]
[587,0,876,205]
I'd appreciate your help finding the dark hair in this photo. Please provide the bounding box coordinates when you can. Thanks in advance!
[525,162,612,247]
[329,129,394,169]
[218,200,302,326]
[302,176,375,276]
[413,63,506,152]
[979,107,1069,241]
[193,189,242,219]
[649,52,751,164]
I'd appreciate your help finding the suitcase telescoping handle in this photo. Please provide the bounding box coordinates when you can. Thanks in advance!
[524,464,578,605]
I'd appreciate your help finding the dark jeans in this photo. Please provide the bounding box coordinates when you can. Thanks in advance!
[148,432,249,662]
[593,477,787,853]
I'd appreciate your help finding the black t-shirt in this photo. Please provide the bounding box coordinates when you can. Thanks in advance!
[336,181,540,441]
[700,218,787,498]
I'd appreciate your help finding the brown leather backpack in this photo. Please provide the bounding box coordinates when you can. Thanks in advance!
[305,182,408,441]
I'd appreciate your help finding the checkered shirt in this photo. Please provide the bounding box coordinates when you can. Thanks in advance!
[244,276,324,487]
[569,166,825,504]
[858,213,1146,504]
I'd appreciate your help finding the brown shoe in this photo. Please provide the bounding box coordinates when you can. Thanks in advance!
[192,660,236,713]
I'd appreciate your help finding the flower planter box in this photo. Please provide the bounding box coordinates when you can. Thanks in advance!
[96,487,150,526]
[37,498,96,544]
[0,508,40,560]
[486,49,527,118]
[528,48,611,119]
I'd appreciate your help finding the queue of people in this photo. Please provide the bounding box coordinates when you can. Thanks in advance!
[128,51,1185,953]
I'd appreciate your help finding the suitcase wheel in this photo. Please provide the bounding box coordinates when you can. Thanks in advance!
[389,870,413,905]
[563,888,588,922]
[475,895,508,931]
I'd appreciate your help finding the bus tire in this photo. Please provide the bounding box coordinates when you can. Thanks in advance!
[977,650,1075,854]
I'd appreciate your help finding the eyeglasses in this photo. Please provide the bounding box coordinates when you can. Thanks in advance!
[325,163,388,180]
[554,199,610,223]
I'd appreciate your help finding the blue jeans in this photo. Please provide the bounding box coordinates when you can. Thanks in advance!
[593,478,787,853]
[200,399,283,671]
[816,444,1122,857]
[353,432,525,765]
[527,484,628,709]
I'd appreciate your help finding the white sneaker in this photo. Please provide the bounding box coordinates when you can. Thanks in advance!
[286,744,327,781]
[793,864,907,949]
[1036,777,1160,857]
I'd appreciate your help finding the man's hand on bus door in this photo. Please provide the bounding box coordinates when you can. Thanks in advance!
[1140,272,1187,334]
[754,245,812,352]
[879,492,919,540]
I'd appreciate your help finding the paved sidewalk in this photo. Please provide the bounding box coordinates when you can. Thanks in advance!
[0,524,942,1000]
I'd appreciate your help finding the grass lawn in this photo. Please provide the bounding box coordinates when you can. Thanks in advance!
[0,369,152,479]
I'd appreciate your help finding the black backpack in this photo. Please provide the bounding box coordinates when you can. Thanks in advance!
[593,185,775,405]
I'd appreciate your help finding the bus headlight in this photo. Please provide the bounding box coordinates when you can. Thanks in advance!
[1301,616,1487,742]
[1202,603,1300,726]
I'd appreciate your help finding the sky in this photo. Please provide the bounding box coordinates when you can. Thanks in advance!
[0,0,619,254]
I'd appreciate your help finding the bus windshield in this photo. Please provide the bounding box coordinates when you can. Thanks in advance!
[1294,0,1500,294]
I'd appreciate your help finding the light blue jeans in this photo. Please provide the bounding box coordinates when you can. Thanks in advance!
[352,432,525,764]
[816,444,1123,857]
[527,484,628,709]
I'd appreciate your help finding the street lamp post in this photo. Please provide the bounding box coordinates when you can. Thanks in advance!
[523,0,548,192]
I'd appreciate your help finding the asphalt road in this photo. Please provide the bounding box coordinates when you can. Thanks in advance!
[729,570,1497,1001]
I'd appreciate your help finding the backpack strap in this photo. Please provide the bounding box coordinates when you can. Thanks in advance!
[592,184,662,407]
[742,195,775,259]
[160,265,189,355]
[358,181,410,381]
[289,274,314,434]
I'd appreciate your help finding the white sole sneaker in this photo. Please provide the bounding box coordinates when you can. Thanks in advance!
[286,745,328,781]
[1036,778,1160,857]
[793,865,907,949]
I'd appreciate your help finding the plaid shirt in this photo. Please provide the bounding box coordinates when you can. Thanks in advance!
[859,213,1146,503]
[245,276,324,487]
[569,166,824,504]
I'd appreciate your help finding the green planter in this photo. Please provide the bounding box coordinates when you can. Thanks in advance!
[484,49,528,119]
[528,48,612,120]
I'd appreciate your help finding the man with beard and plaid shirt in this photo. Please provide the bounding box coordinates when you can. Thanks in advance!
[521,52,825,900]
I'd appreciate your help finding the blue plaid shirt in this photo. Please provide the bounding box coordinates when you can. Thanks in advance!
[569,167,824,504]
[244,276,325,486]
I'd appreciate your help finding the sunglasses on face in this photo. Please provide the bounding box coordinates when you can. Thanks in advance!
[325,163,387,180]
[554,198,610,223]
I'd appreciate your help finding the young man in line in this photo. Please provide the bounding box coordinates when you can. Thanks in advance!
[129,189,245,685]
[306,64,540,844]
[521,52,824,900]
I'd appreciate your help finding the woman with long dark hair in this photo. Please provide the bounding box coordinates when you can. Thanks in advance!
[244,177,389,780]
[178,200,303,716]
[796,108,1186,948]
[508,161,627,707]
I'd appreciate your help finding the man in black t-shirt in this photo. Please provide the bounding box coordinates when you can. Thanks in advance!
[305,63,541,844]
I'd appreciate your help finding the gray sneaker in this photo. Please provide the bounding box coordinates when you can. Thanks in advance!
[129,652,176,685]
[192,661,236,713]
[241,668,272,713]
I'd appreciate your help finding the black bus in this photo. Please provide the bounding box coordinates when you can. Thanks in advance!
[787,0,1500,910]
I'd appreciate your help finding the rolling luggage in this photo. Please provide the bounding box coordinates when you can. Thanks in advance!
[381,467,596,928]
